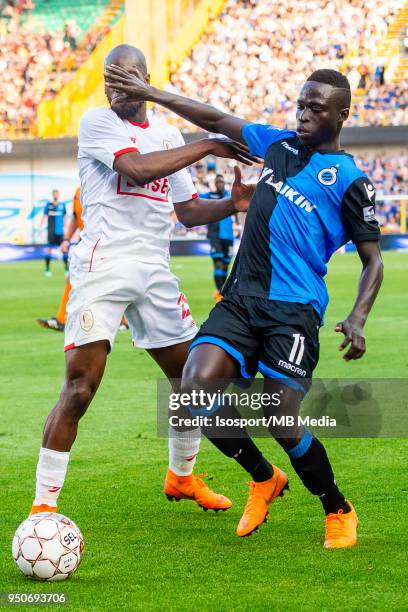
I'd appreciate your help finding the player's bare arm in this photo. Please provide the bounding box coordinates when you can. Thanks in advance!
[113,138,257,186]
[174,166,255,228]
[105,64,249,142]
[61,213,79,253]
[335,240,383,361]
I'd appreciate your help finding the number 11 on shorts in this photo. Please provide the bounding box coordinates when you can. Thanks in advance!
[289,333,305,365]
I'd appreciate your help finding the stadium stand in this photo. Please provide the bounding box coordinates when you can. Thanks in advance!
[2,0,407,135]
[23,0,111,38]
[1,0,408,136]
[0,0,124,136]
[166,0,408,129]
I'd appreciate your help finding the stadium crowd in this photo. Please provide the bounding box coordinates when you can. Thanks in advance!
[356,152,407,231]
[168,0,407,129]
[0,1,109,135]
[1,0,407,134]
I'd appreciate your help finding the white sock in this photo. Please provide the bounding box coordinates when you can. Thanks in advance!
[168,427,201,476]
[33,447,70,507]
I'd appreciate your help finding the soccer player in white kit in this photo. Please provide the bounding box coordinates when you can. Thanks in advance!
[29,45,256,516]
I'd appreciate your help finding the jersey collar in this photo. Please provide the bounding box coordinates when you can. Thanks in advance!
[127,119,150,128]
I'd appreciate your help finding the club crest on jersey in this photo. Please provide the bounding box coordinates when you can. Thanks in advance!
[317,167,338,186]
[79,309,94,332]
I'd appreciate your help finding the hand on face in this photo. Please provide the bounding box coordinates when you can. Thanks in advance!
[104,64,152,105]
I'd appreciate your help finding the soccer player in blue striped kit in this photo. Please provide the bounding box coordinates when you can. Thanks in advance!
[105,66,384,548]
[200,173,239,301]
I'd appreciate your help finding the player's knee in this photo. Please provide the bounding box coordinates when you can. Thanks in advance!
[181,361,214,406]
[180,373,201,398]
[63,378,94,417]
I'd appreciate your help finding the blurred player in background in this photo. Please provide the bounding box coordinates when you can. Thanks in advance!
[37,187,82,332]
[40,189,68,277]
[105,65,384,548]
[194,162,210,192]
[200,174,240,301]
[29,45,256,519]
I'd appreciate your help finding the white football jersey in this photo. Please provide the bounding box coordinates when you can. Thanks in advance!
[75,108,197,265]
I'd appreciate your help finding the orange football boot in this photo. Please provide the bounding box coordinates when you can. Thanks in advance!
[324,501,358,549]
[30,503,57,516]
[164,469,232,512]
[236,465,289,537]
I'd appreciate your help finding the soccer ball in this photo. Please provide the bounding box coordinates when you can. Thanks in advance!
[12,513,84,581]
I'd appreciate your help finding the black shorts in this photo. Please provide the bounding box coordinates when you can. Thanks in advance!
[190,294,320,394]
[48,233,63,247]
[209,238,234,264]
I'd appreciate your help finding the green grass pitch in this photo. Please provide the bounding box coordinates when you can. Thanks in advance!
[0,252,407,611]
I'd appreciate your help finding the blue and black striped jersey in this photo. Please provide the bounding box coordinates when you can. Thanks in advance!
[223,123,381,322]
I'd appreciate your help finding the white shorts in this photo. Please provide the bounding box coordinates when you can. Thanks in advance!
[64,255,197,352]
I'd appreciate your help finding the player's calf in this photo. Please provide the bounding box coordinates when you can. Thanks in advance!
[43,378,94,448]
[31,358,104,516]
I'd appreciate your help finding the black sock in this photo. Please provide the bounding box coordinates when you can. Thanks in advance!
[198,399,273,482]
[45,256,50,271]
[207,436,273,482]
[214,270,226,291]
[284,433,350,515]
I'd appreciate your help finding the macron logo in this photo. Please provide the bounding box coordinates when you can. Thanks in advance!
[364,182,375,201]
[278,359,307,377]
[281,141,299,155]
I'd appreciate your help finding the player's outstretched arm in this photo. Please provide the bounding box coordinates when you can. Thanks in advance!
[105,65,249,142]
[335,241,383,361]
[174,167,254,228]
[60,213,79,253]
[114,138,257,186]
